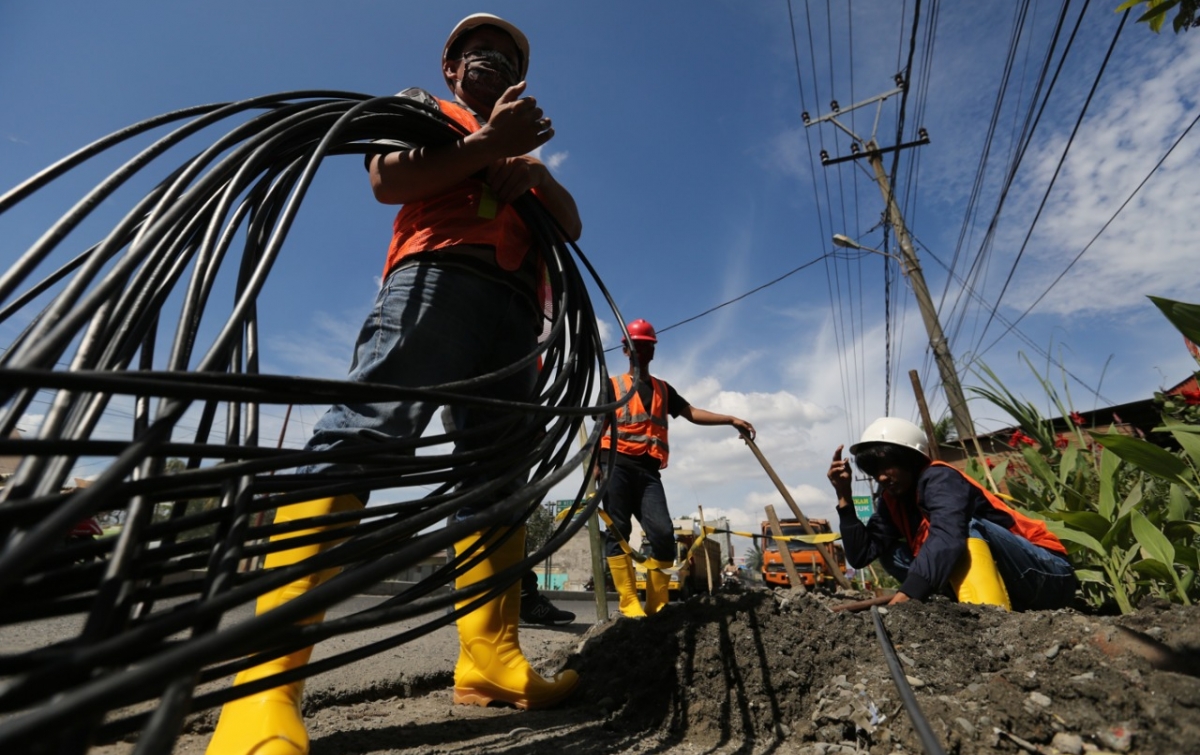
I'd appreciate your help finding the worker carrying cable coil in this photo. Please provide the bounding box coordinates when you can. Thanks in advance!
[207,13,582,755]
[597,318,755,619]
[827,417,1078,612]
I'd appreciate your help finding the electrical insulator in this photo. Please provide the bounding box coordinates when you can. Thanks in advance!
[801,111,810,124]
[830,100,839,113]
[820,149,829,162]
[850,143,860,154]
[918,127,929,140]
[894,73,905,88]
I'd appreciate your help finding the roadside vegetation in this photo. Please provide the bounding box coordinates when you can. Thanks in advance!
[966,296,1200,614]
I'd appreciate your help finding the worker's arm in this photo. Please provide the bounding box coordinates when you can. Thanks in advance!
[828,445,854,509]
[486,156,582,240]
[829,445,903,604]
[369,82,553,204]
[679,406,755,441]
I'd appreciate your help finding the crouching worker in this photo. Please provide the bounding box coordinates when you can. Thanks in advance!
[827,417,1077,611]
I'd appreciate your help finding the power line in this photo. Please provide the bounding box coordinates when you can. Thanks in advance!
[971,7,1128,354]
[788,0,856,440]
[616,253,834,345]
[944,0,1087,357]
[909,232,1115,405]
[974,106,1200,362]
[939,0,1044,357]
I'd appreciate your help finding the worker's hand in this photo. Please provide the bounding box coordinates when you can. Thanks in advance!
[480,81,554,158]
[888,591,911,606]
[828,445,853,499]
[731,417,756,441]
[486,155,547,204]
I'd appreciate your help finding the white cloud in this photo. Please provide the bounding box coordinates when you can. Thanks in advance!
[546,150,568,171]
[594,316,613,348]
[266,308,362,380]
[528,146,568,172]
[994,40,1200,317]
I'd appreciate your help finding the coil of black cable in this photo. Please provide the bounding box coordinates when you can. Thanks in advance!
[0,91,637,753]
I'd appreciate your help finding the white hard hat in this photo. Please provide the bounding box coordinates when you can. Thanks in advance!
[849,417,930,457]
[442,13,530,93]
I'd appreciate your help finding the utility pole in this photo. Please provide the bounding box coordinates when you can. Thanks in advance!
[805,79,974,441]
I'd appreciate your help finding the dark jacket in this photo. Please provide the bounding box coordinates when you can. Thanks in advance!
[836,464,1027,600]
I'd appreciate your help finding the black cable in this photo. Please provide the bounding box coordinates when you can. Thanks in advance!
[0,91,627,753]
[872,606,947,755]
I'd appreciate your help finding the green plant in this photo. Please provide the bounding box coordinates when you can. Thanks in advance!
[745,544,763,573]
[968,298,1200,612]
[1117,0,1200,33]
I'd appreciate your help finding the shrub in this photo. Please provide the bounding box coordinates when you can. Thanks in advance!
[967,297,1200,613]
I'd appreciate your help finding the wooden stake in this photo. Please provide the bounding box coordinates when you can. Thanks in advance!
[831,593,896,612]
[744,437,854,590]
[765,505,805,593]
[698,506,715,595]
[908,370,941,462]
[579,424,608,620]
[910,370,1000,493]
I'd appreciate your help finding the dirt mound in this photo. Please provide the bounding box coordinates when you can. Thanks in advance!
[100,585,1200,754]
[559,585,1200,754]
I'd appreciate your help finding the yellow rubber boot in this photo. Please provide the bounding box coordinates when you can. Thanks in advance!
[206,494,362,755]
[642,559,673,616]
[950,537,1012,611]
[453,526,579,709]
[606,554,647,618]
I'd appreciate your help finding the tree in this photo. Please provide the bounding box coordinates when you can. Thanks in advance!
[526,502,557,553]
[933,415,957,445]
[745,544,763,573]
[1118,0,1199,33]
[159,457,219,538]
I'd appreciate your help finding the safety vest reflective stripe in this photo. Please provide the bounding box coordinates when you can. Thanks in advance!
[613,431,669,453]
[615,407,668,427]
[600,373,670,469]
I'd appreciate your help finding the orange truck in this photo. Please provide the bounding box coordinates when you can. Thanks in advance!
[760,518,847,590]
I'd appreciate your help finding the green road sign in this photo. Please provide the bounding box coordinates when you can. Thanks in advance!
[852,495,873,522]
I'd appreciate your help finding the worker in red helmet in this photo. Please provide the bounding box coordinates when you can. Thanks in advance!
[598,319,756,618]
[827,418,1077,611]
[206,13,580,755]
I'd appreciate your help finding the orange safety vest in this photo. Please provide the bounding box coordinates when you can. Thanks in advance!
[599,373,670,469]
[881,460,1068,557]
[382,98,535,277]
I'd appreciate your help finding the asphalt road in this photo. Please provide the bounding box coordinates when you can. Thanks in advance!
[0,590,610,719]
[299,590,607,700]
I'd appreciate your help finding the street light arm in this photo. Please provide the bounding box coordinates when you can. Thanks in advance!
[832,234,898,260]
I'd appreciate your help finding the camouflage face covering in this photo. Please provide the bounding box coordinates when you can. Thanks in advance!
[460,49,520,106]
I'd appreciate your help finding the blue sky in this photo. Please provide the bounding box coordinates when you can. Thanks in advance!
[2,2,1198,540]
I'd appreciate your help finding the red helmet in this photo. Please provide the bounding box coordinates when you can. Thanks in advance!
[625,319,658,344]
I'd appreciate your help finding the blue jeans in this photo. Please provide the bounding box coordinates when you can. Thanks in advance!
[301,263,538,507]
[878,518,1077,611]
[601,462,676,562]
